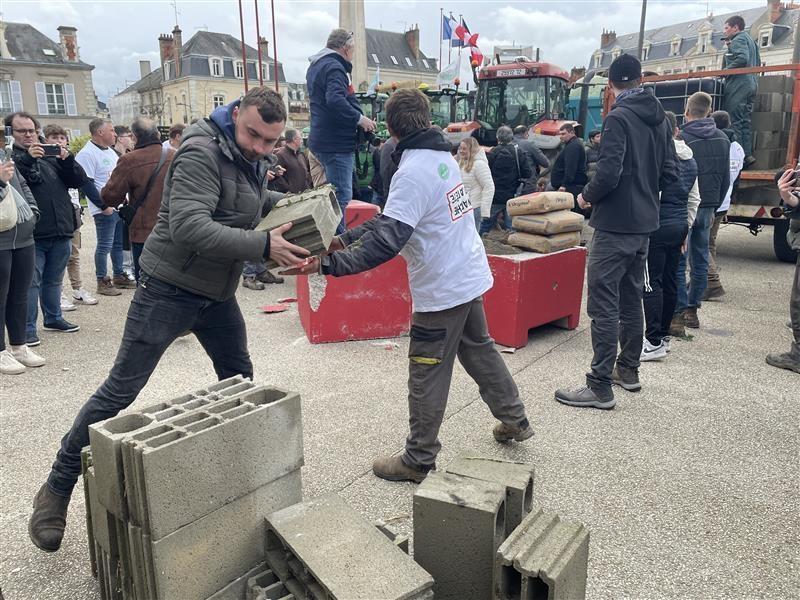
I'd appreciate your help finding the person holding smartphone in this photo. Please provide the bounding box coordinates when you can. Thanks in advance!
[768,168,800,373]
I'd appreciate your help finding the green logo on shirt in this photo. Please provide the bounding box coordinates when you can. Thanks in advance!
[438,163,449,180]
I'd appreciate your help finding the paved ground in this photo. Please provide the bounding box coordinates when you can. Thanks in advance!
[1,223,797,599]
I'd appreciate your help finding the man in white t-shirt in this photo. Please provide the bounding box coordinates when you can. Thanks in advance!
[76,118,133,296]
[706,110,745,300]
[283,89,533,483]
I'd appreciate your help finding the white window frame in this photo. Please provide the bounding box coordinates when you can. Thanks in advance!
[671,37,681,57]
[0,80,22,112]
[611,48,621,61]
[390,55,399,65]
[422,59,429,69]
[641,43,651,62]
[43,82,67,115]
[164,61,172,80]
[759,24,773,48]
[404,57,413,67]
[593,52,602,69]
[371,53,380,64]
[209,57,223,77]
[235,60,245,79]
[261,62,270,81]
[212,94,225,108]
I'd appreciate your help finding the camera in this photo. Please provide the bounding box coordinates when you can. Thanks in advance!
[42,144,62,157]
[357,128,377,146]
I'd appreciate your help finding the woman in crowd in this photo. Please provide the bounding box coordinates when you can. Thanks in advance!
[457,137,494,230]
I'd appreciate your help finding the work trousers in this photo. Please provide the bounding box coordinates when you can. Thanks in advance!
[47,273,253,497]
[707,211,726,284]
[723,75,757,157]
[67,229,82,290]
[644,222,688,345]
[586,230,649,390]
[0,245,36,351]
[402,297,528,471]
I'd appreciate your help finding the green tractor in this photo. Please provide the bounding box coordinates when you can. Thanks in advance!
[422,87,473,130]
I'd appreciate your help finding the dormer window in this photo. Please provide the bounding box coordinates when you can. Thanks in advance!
[210,57,222,77]
[422,59,430,69]
[593,51,602,68]
[390,55,398,65]
[371,53,380,64]
[611,48,621,61]
[235,61,245,79]
[759,24,774,48]
[405,57,413,67]
[671,36,681,56]
[699,33,711,54]
[42,48,56,56]
[641,42,651,62]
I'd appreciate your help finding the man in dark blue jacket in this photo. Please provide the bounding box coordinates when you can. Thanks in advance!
[555,54,677,410]
[671,92,730,331]
[306,28,376,233]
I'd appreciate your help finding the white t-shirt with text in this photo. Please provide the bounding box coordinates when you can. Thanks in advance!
[383,148,493,313]
[75,141,118,216]
[719,141,745,213]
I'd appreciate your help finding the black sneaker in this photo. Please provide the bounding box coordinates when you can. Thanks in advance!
[554,386,616,410]
[43,319,80,333]
[26,334,41,347]
[612,365,641,392]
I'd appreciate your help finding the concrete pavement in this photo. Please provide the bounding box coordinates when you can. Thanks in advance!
[0,222,797,599]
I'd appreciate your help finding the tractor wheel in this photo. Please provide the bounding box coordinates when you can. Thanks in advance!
[773,219,796,263]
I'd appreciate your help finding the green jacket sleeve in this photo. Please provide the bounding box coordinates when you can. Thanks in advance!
[724,34,753,69]
[167,144,268,260]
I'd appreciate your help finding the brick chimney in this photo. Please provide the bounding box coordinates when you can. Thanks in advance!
[172,25,182,77]
[258,37,270,79]
[158,33,174,76]
[405,25,420,59]
[768,0,783,24]
[139,60,151,79]
[57,26,79,62]
[601,29,617,48]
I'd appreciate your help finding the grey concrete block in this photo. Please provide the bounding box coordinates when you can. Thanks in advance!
[265,493,434,599]
[204,562,267,600]
[755,75,788,94]
[446,456,534,537]
[414,470,507,600]
[81,448,98,579]
[495,508,589,600]
[245,568,279,600]
[151,469,302,600]
[751,111,790,133]
[374,519,410,554]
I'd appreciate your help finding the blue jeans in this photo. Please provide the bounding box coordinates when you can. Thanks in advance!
[93,212,124,280]
[478,203,513,235]
[676,206,715,312]
[47,273,254,496]
[27,237,72,336]
[243,260,267,278]
[313,151,354,234]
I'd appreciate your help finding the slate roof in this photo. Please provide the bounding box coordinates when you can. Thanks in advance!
[118,68,163,95]
[365,28,438,73]
[589,6,799,68]
[1,22,93,68]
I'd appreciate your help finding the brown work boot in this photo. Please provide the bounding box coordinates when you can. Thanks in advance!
[96,277,122,296]
[112,274,136,289]
[668,312,686,337]
[28,483,70,552]
[684,307,700,329]
[242,276,265,290]
[703,282,726,301]
[255,270,285,284]
[372,455,429,483]
[493,419,534,442]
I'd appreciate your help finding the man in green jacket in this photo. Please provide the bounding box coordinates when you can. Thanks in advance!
[722,15,761,165]
[28,87,310,553]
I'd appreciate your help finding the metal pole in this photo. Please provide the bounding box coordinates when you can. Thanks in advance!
[255,0,263,86]
[238,0,249,92]
[271,0,279,93]
[637,0,648,62]
[439,7,443,74]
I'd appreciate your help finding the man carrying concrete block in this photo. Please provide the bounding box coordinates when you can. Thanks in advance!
[283,88,533,483]
[28,88,310,553]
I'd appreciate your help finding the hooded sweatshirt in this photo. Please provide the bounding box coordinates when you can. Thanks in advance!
[679,118,730,211]
[306,48,363,155]
[658,139,699,229]
[581,87,677,234]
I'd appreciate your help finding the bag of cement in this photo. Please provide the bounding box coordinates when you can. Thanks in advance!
[506,191,574,216]
[512,210,584,235]
[507,231,581,254]
[256,184,341,269]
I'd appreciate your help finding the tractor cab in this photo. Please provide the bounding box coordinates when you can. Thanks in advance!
[420,87,472,129]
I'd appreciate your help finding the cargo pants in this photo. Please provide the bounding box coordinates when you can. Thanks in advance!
[402,297,529,471]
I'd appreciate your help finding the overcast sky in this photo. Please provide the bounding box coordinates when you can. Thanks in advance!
[3,0,759,101]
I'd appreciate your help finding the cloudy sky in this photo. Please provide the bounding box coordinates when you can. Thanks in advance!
[4,0,759,101]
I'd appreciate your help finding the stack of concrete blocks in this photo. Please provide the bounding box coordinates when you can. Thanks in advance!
[750,75,793,170]
[263,493,435,599]
[495,509,590,600]
[81,375,304,600]
[256,184,341,269]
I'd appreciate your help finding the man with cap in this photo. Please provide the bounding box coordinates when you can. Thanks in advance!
[555,53,677,410]
[306,29,376,233]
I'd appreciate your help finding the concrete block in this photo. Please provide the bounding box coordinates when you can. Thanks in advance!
[139,387,302,539]
[414,470,507,600]
[81,448,98,579]
[751,111,790,133]
[204,562,267,600]
[495,508,589,600]
[755,75,788,94]
[151,470,302,600]
[753,130,785,152]
[751,148,787,170]
[265,493,434,599]
[446,456,534,538]
[374,519,410,554]
[244,568,279,600]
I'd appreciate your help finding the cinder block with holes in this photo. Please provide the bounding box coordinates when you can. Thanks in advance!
[413,471,507,600]
[264,493,434,599]
[203,562,267,600]
[446,456,534,537]
[495,508,589,600]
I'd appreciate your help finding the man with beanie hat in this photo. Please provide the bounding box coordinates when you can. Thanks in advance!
[555,53,677,409]
[306,28,376,233]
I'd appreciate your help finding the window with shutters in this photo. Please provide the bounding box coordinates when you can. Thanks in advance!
[210,58,222,77]
[235,61,245,79]
[45,83,67,115]
[0,81,12,112]
[261,63,269,81]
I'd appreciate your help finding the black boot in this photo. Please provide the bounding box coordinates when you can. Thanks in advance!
[554,385,616,410]
[612,365,642,392]
[28,483,70,552]
[765,345,800,374]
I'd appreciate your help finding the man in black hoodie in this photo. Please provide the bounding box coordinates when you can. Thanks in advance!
[555,54,677,410]
[671,92,730,331]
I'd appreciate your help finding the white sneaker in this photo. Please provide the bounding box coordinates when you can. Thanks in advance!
[61,294,77,312]
[0,350,26,375]
[72,288,99,305]
[11,345,46,368]
[640,338,667,362]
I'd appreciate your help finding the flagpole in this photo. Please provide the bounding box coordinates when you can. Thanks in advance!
[439,7,443,75]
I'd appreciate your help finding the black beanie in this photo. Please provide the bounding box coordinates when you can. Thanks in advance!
[609,53,642,83]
